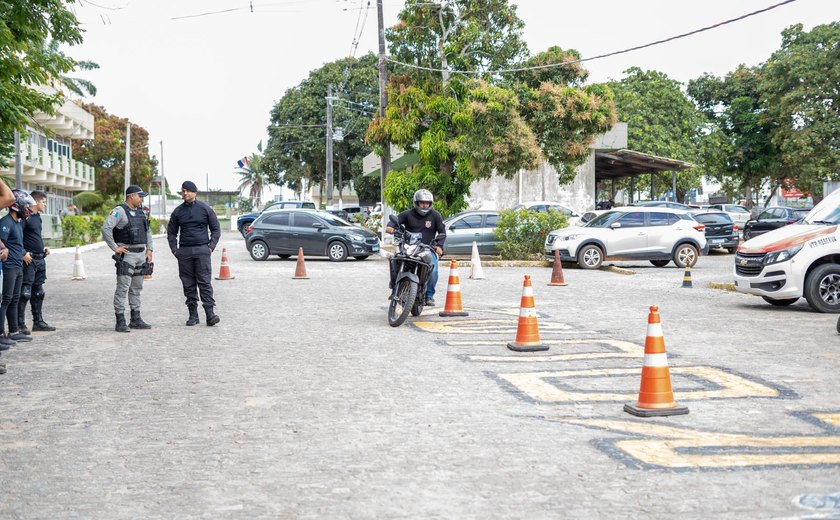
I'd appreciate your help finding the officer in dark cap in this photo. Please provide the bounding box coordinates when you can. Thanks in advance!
[167,180,221,326]
[102,185,154,332]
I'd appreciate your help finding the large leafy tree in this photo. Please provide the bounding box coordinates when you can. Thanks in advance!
[607,67,704,201]
[72,103,157,196]
[760,22,840,202]
[264,54,379,203]
[0,0,83,165]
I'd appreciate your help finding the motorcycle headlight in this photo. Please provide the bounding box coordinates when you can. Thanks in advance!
[762,245,803,265]
[406,244,418,255]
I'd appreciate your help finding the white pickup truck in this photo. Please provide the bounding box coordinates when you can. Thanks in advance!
[734,189,840,312]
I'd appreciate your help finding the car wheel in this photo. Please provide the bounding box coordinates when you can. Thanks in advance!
[726,247,738,254]
[249,240,269,261]
[328,241,348,262]
[239,224,249,238]
[277,254,291,259]
[650,259,670,267]
[743,230,752,241]
[354,255,369,261]
[673,243,699,268]
[761,296,799,306]
[804,264,840,313]
[577,245,603,270]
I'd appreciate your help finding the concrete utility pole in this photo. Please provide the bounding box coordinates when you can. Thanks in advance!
[377,0,391,241]
[124,120,131,193]
[326,84,334,209]
[14,129,22,188]
[159,140,165,219]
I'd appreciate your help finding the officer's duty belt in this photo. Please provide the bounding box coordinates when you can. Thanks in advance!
[28,252,46,259]
[125,246,146,253]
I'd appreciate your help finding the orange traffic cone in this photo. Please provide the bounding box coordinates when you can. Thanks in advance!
[215,248,235,280]
[293,247,309,279]
[439,260,469,317]
[547,249,567,286]
[624,305,689,417]
[507,275,548,352]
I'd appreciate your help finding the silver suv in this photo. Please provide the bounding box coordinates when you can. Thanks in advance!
[545,207,708,269]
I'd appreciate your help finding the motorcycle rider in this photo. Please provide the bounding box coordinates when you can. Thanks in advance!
[385,189,446,306]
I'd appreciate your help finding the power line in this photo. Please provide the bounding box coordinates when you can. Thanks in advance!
[386,0,799,75]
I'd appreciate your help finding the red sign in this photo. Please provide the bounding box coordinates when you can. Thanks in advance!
[781,178,806,199]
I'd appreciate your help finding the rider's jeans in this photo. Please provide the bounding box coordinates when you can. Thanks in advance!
[427,253,439,300]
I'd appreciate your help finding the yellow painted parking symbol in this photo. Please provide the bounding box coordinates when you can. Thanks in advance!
[553,412,840,470]
[413,319,596,335]
[456,339,643,362]
[496,366,790,403]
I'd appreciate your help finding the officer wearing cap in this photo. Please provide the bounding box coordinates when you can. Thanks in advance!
[102,185,154,333]
[167,180,221,326]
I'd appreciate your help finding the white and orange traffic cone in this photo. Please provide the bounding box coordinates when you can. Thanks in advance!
[624,305,689,417]
[439,260,469,317]
[71,246,86,281]
[469,241,485,280]
[293,247,309,279]
[215,248,235,280]
[507,275,548,352]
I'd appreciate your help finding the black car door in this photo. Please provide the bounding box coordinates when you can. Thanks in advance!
[289,212,326,255]
[261,212,291,252]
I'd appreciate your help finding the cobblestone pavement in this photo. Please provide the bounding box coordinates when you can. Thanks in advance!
[0,233,837,519]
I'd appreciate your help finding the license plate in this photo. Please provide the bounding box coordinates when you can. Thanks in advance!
[371,245,379,251]
[710,238,724,245]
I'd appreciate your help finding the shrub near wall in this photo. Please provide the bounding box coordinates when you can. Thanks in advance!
[61,215,161,247]
[494,209,569,260]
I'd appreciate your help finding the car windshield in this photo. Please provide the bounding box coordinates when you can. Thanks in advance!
[318,213,354,227]
[585,211,622,228]
[728,205,750,214]
[693,213,732,225]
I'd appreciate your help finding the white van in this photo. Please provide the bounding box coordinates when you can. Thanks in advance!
[734,188,840,312]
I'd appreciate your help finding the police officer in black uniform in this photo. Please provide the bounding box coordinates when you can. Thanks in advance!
[167,181,221,326]
[18,190,55,334]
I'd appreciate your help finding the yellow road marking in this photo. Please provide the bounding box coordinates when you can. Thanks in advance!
[463,339,643,362]
[813,412,840,428]
[413,319,595,334]
[499,366,779,403]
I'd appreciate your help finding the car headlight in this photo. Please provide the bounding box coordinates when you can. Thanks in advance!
[560,234,583,241]
[762,245,803,265]
[348,234,366,242]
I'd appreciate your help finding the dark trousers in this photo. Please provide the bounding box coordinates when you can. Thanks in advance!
[176,246,215,308]
[19,257,47,325]
[1,267,23,334]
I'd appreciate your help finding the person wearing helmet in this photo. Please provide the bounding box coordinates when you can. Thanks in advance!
[18,190,55,334]
[0,189,36,346]
[385,189,446,306]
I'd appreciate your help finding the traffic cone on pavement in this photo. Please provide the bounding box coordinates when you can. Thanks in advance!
[469,241,485,280]
[507,275,548,352]
[293,247,309,279]
[547,249,567,286]
[215,248,235,280]
[71,246,86,281]
[681,266,693,288]
[624,305,688,417]
[439,260,469,317]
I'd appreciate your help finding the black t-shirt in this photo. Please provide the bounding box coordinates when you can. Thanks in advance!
[0,213,24,269]
[22,213,45,253]
[396,208,446,249]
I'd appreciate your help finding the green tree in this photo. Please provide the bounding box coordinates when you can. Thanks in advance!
[265,54,379,203]
[72,103,157,197]
[760,22,840,202]
[0,0,83,165]
[607,68,704,201]
[236,142,270,208]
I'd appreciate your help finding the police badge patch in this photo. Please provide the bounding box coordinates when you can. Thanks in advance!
[425,220,432,228]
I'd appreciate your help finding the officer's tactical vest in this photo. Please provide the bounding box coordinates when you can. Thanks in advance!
[113,204,150,245]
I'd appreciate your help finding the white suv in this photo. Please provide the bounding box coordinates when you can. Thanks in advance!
[545,207,708,269]
[734,189,840,312]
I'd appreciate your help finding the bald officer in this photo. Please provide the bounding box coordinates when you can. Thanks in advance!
[102,185,154,333]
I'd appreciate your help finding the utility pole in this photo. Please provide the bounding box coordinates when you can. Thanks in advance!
[377,0,391,241]
[159,140,165,219]
[124,120,131,193]
[13,129,22,188]
[326,84,334,209]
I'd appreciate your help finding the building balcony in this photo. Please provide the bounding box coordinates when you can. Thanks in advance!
[0,141,95,191]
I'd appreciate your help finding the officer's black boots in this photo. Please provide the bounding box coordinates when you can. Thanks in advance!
[129,310,152,329]
[115,313,130,333]
[32,311,55,332]
[204,306,220,327]
[186,304,200,326]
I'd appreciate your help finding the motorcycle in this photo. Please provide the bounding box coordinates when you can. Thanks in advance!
[387,215,435,327]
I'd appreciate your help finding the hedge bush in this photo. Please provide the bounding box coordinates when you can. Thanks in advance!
[61,214,161,247]
[494,209,569,260]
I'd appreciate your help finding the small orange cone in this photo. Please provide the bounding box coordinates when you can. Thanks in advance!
[293,247,309,279]
[507,275,548,352]
[624,305,689,417]
[439,260,469,317]
[547,249,567,286]
[215,248,235,280]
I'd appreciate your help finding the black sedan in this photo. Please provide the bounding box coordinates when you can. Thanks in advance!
[743,206,811,241]
[245,209,379,262]
[691,211,739,253]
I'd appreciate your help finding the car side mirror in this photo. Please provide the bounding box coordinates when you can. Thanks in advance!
[312,222,326,229]
[610,222,622,229]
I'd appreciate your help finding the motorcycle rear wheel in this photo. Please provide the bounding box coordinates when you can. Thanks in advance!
[388,279,418,327]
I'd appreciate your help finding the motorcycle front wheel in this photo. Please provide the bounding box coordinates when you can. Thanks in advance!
[388,279,418,327]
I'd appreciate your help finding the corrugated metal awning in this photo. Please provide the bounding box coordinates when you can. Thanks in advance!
[595,149,693,180]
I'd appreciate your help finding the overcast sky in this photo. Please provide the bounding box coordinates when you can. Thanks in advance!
[70,0,838,198]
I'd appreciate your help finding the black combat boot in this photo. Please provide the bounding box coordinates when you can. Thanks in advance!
[186,304,200,326]
[204,306,220,327]
[31,311,55,332]
[115,313,130,333]
[129,310,152,329]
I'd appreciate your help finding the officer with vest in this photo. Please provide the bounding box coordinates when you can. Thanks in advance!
[102,185,154,333]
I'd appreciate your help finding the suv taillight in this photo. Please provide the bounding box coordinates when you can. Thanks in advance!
[693,224,705,232]
[733,225,739,231]
[246,225,254,234]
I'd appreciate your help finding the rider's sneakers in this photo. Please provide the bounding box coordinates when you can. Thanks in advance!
[425,298,435,307]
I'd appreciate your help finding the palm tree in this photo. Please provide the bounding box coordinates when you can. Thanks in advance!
[236,143,270,208]
[45,39,99,97]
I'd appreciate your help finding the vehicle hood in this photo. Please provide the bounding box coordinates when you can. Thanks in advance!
[739,224,838,254]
